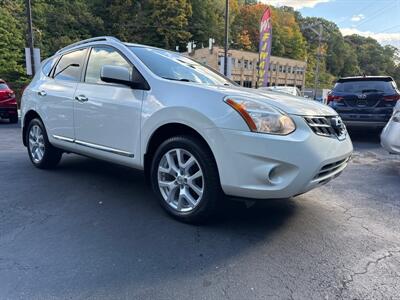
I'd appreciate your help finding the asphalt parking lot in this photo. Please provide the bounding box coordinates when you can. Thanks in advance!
[0,120,399,299]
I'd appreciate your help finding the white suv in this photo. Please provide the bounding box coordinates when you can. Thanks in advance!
[21,37,353,222]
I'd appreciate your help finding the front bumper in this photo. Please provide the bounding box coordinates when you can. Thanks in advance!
[205,115,353,199]
[381,119,400,154]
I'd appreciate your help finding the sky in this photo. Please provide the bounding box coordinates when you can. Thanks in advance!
[261,0,400,48]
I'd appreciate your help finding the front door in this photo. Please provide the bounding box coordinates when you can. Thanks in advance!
[73,46,143,160]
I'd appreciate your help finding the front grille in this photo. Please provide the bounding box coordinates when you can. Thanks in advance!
[313,156,350,184]
[304,116,347,140]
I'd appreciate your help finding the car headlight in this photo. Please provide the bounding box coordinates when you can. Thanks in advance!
[224,96,296,135]
[392,111,400,123]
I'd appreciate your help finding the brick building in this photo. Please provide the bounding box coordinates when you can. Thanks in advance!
[184,46,307,90]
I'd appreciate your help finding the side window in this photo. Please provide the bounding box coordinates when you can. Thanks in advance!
[42,57,57,77]
[53,48,87,82]
[85,46,132,84]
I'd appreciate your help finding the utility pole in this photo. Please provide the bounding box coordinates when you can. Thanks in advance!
[302,22,325,100]
[313,23,323,100]
[224,0,229,76]
[26,0,35,76]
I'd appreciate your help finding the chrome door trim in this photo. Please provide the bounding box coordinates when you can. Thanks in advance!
[53,135,74,143]
[75,140,135,157]
[52,135,134,158]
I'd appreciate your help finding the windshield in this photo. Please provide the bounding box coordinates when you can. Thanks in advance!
[129,46,236,86]
[334,80,395,93]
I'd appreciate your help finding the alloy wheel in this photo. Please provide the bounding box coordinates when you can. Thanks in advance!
[29,124,45,163]
[157,148,204,212]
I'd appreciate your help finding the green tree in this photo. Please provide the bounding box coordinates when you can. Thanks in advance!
[32,0,103,56]
[141,0,192,50]
[231,4,306,60]
[188,0,224,47]
[0,3,25,82]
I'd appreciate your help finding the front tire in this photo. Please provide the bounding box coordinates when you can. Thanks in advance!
[150,135,222,223]
[26,118,62,169]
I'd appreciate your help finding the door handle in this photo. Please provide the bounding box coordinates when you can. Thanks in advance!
[75,95,88,103]
[38,90,47,97]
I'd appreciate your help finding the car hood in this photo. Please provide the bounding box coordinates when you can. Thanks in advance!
[205,85,337,116]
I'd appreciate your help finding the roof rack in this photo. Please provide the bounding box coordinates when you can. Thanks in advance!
[55,36,121,54]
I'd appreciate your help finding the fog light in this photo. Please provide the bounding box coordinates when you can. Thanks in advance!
[267,166,282,184]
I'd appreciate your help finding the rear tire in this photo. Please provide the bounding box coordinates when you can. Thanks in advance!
[26,118,62,169]
[150,135,222,223]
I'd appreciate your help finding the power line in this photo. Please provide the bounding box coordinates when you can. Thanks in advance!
[335,0,375,27]
[352,0,398,29]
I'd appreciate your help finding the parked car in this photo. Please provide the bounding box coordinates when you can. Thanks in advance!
[258,86,303,97]
[0,79,18,123]
[327,76,400,127]
[381,100,400,154]
[21,37,353,222]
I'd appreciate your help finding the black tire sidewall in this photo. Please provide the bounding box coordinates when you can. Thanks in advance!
[26,118,60,169]
[150,136,220,222]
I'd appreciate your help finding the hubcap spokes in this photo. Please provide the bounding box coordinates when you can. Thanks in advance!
[29,125,45,163]
[158,148,204,212]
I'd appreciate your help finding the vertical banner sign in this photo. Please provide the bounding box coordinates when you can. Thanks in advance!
[258,7,272,87]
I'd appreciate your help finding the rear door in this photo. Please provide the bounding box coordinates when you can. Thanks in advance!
[38,48,88,141]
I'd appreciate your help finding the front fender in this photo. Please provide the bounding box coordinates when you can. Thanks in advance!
[140,106,216,159]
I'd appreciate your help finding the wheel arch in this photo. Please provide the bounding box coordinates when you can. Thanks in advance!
[143,122,219,183]
[22,110,43,147]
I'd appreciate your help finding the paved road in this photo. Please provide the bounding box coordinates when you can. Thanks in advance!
[0,120,399,299]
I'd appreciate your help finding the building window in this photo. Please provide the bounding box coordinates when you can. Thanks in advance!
[287,66,292,74]
[243,81,252,88]
[244,60,249,69]
[272,64,276,71]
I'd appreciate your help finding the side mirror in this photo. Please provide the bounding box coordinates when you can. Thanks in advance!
[101,65,132,86]
[100,65,150,90]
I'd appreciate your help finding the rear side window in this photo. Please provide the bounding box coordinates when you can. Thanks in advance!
[53,48,87,82]
[85,46,132,84]
[334,80,395,93]
[0,83,9,90]
[41,57,57,77]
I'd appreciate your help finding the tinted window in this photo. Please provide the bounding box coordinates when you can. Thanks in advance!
[54,48,87,82]
[130,47,235,86]
[0,83,9,90]
[334,80,395,93]
[42,57,58,77]
[85,46,132,84]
